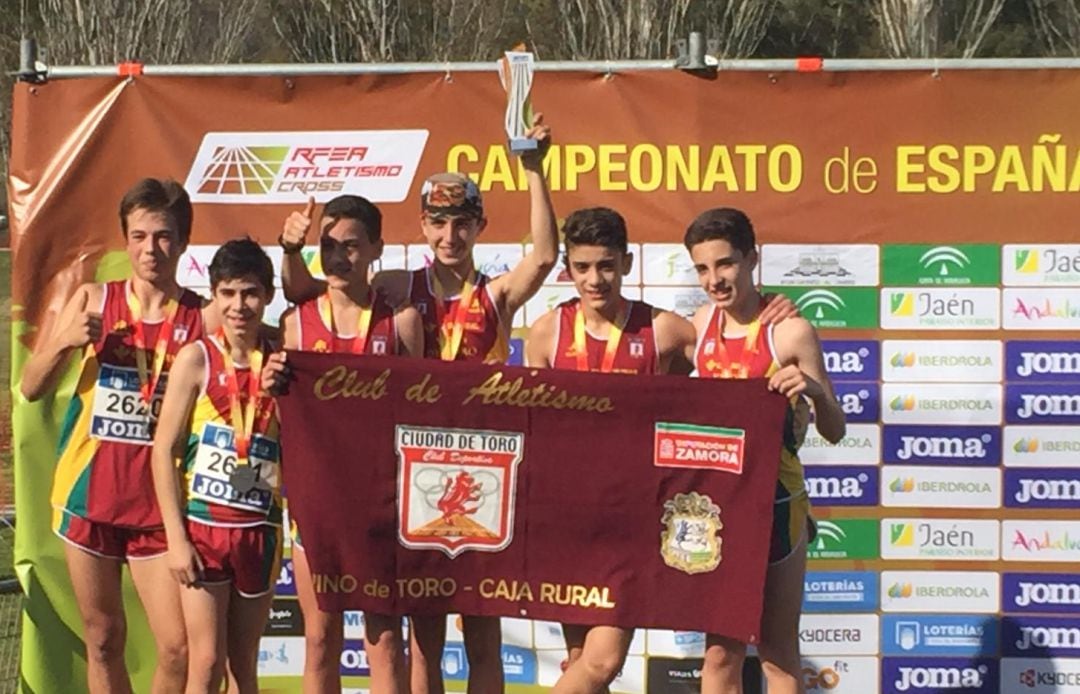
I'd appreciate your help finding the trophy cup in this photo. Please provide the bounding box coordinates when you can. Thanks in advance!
[499,50,537,153]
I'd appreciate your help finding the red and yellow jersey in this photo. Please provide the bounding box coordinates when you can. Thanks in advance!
[52,281,204,528]
[181,336,282,528]
[409,267,509,363]
[551,298,659,375]
[694,304,810,502]
[296,291,398,355]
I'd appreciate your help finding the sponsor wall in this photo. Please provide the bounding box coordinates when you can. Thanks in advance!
[9,69,1080,692]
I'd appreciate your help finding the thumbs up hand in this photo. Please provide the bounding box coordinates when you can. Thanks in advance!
[64,289,103,348]
[281,197,316,254]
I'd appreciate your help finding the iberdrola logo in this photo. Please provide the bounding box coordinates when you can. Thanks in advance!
[888,582,913,598]
[1015,248,1039,273]
[1013,438,1039,453]
[890,477,915,493]
[890,395,916,411]
[891,352,916,368]
[890,292,915,316]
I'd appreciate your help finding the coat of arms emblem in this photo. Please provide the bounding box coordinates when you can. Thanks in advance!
[397,425,524,557]
[660,492,723,574]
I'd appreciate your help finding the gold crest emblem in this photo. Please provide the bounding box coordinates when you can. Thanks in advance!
[660,492,722,574]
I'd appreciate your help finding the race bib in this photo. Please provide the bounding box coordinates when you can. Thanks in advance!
[89,364,163,444]
[189,421,280,514]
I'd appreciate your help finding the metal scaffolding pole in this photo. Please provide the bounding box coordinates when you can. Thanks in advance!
[24,57,1080,81]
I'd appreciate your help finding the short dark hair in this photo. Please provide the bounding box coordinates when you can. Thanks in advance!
[209,238,274,292]
[119,178,193,245]
[323,195,382,243]
[683,208,756,255]
[562,207,628,254]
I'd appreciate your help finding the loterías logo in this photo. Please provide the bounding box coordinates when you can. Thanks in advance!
[183,130,429,204]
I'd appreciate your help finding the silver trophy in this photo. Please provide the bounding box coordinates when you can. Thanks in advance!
[499,51,537,153]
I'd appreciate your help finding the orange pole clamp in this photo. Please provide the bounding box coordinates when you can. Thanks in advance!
[796,57,824,72]
[117,61,144,77]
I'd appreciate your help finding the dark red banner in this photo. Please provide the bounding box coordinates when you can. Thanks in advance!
[278,353,787,642]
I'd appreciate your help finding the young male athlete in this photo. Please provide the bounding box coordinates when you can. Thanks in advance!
[274,195,424,694]
[280,116,558,694]
[21,179,207,694]
[525,207,696,693]
[151,238,281,694]
[684,208,846,694]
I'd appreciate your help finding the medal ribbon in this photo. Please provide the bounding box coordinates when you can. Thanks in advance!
[703,307,761,378]
[217,329,267,469]
[431,267,478,361]
[574,302,624,373]
[126,281,181,403]
[318,291,374,355]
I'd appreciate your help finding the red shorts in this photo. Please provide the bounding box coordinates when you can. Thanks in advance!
[186,521,282,598]
[53,508,167,561]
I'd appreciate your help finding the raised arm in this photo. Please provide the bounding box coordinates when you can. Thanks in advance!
[492,114,558,316]
[20,283,104,401]
[280,197,328,304]
[150,342,205,586]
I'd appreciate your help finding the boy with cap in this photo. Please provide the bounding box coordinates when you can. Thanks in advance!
[279,116,557,693]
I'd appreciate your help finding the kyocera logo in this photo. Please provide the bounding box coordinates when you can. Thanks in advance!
[894,664,988,691]
[896,434,989,461]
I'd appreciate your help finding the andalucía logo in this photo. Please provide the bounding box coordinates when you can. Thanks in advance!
[804,466,879,507]
[1003,521,1080,562]
[883,244,1001,286]
[802,570,878,613]
[1006,384,1080,424]
[882,425,1001,466]
[1005,469,1080,509]
[184,130,429,204]
[1006,341,1080,382]
[1003,573,1080,615]
[821,340,880,381]
[883,658,997,693]
[1003,616,1080,658]
[396,425,524,557]
[1004,289,1080,330]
